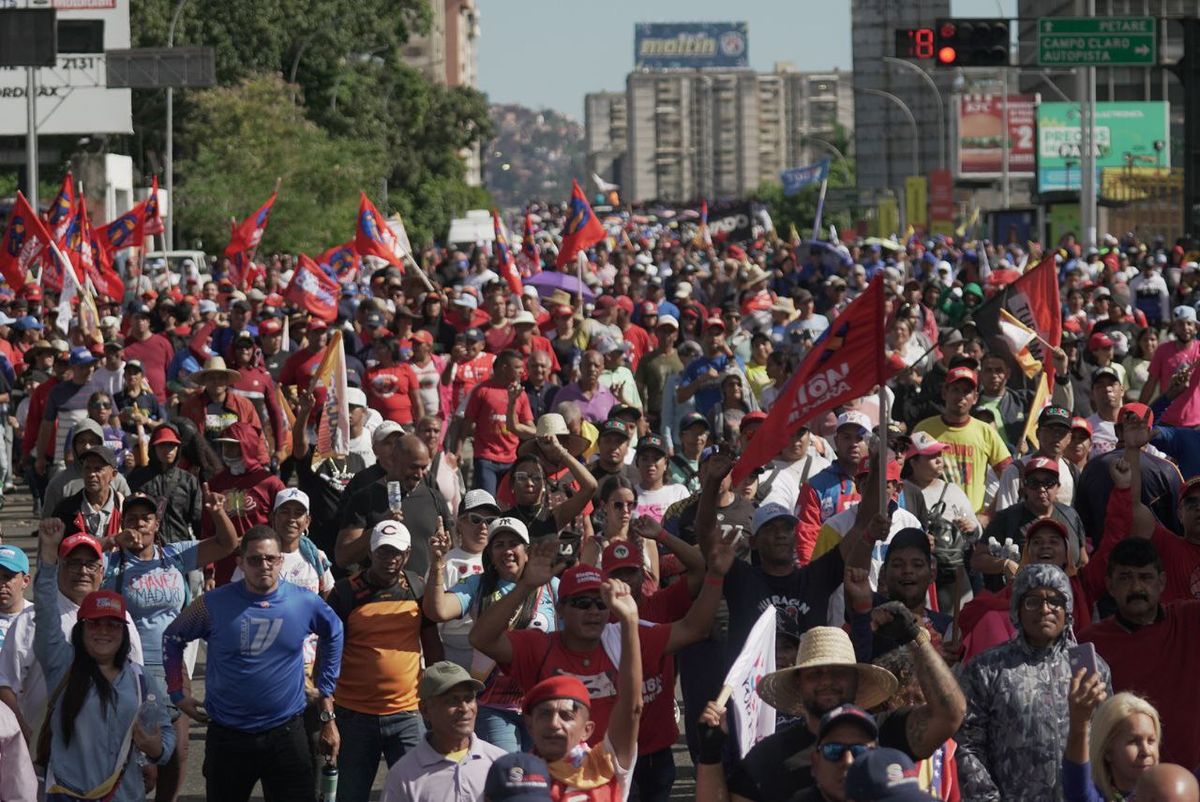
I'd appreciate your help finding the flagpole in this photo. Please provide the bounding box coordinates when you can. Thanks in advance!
[811,177,829,242]
[576,250,586,312]
[876,276,888,518]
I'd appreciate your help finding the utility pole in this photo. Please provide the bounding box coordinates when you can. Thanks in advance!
[25,68,38,212]
[1077,0,1098,249]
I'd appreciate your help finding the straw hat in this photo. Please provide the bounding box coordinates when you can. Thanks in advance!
[769,297,798,322]
[740,264,770,287]
[191,356,242,384]
[517,413,589,459]
[756,626,898,715]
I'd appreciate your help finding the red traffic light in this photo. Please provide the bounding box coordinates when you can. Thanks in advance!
[939,22,957,39]
[937,46,957,64]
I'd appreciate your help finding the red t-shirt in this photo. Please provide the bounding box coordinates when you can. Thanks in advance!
[1080,601,1200,768]
[621,325,653,372]
[366,364,420,424]
[485,323,515,354]
[123,333,175,402]
[465,379,532,463]
[451,353,495,412]
[279,347,326,424]
[503,623,673,750]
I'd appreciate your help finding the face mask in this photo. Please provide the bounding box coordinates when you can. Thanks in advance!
[226,457,246,475]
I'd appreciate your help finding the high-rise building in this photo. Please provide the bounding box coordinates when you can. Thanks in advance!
[587,67,853,203]
[850,0,950,194]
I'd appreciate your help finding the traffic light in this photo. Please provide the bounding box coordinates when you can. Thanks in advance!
[933,18,1010,67]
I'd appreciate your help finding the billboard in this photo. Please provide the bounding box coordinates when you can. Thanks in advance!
[1036,101,1170,193]
[634,23,748,70]
[0,0,132,135]
[957,94,1036,178]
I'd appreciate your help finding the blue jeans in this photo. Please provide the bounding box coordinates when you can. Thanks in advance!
[475,705,530,753]
[472,458,512,496]
[631,747,677,802]
[334,707,424,802]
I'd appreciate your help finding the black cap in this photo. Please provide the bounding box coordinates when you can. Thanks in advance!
[608,404,642,422]
[1038,405,1072,429]
[636,433,669,457]
[464,328,485,342]
[123,492,158,514]
[76,445,118,469]
[885,527,932,562]
[598,420,630,441]
[1092,366,1121,386]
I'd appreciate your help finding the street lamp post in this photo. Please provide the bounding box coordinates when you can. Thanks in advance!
[165,0,191,253]
[883,56,945,171]
[856,87,919,181]
[801,135,850,174]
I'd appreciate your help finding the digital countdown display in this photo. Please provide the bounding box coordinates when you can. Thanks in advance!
[894,27,936,59]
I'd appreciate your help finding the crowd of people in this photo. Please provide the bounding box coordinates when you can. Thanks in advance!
[0,210,1199,802]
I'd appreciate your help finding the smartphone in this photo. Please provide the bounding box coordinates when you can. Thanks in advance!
[1068,642,1099,679]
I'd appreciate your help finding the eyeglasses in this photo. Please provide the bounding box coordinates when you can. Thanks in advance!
[513,472,543,485]
[818,743,872,762]
[1024,477,1060,491]
[609,501,634,511]
[565,596,608,611]
[1021,594,1068,612]
[244,555,283,567]
[464,513,496,526]
[64,559,102,573]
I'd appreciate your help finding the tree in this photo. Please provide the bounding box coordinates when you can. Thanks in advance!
[128,0,492,247]
[176,74,387,254]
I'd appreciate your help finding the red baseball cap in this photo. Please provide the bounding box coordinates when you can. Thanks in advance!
[905,431,948,458]
[150,426,181,446]
[78,590,126,622]
[523,674,591,713]
[640,301,658,316]
[411,329,434,345]
[595,296,617,310]
[704,317,726,331]
[258,318,283,336]
[1087,331,1115,350]
[601,541,642,576]
[615,296,634,315]
[946,366,978,387]
[856,458,902,481]
[22,284,42,301]
[558,564,604,599]
[1117,402,1153,428]
[1024,456,1060,476]
[306,319,329,332]
[58,532,103,560]
[1071,416,1093,435]
[1181,476,1200,503]
[741,410,768,429]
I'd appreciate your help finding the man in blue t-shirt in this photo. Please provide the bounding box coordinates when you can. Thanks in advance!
[676,317,739,417]
[163,525,344,802]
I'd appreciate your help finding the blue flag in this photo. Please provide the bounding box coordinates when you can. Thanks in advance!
[780,159,831,196]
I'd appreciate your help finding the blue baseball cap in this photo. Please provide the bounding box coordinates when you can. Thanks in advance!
[484,753,553,802]
[844,748,928,802]
[752,502,798,536]
[0,545,29,574]
[69,347,98,367]
[14,316,42,331]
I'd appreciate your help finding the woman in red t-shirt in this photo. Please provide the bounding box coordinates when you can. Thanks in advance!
[366,339,423,425]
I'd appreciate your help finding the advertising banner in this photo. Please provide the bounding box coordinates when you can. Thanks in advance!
[905,176,928,229]
[634,22,749,70]
[929,169,954,234]
[1036,101,1170,193]
[957,94,1036,178]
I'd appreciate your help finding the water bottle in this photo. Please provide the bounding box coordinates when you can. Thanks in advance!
[318,759,338,801]
[137,694,161,737]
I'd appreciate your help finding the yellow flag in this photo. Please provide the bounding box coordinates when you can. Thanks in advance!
[1021,372,1051,450]
[998,309,1042,379]
[310,330,349,468]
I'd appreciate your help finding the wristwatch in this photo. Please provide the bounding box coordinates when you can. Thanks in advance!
[318,709,337,723]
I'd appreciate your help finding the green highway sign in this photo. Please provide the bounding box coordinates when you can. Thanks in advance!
[1037,17,1156,66]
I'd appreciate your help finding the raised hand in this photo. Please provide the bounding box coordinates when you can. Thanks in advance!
[518,538,559,589]
[1068,669,1107,728]
[601,577,639,622]
[201,482,225,516]
[871,600,922,645]
[430,517,451,563]
[296,387,317,413]
[630,515,662,542]
[1109,456,1132,490]
[537,434,569,463]
[38,518,65,559]
[705,526,739,577]
[844,565,874,612]
[703,448,735,484]
[866,512,891,543]
[507,381,523,404]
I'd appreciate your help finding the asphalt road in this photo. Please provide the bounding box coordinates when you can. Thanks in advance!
[4,486,697,801]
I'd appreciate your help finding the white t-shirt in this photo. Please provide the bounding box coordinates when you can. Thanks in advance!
[440,548,484,658]
[410,358,442,418]
[634,483,691,523]
[918,479,979,532]
[761,454,833,514]
[818,503,923,626]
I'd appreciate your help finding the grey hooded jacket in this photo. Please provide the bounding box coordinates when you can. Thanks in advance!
[956,564,1111,802]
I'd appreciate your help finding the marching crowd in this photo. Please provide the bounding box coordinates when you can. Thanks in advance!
[1,211,1200,802]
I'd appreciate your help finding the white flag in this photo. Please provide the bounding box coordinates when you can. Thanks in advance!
[722,606,777,757]
[51,243,79,335]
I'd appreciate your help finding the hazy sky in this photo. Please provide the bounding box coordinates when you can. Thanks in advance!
[476,0,1018,119]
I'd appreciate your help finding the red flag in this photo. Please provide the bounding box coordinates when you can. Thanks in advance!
[45,173,75,244]
[730,276,890,487]
[999,255,1062,389]
[226,190,277,255]
[317,241,360,284]
[143,176,164,236]
[0,192,52,289]
[67,198,124,301]
[286,254,340,322]
[355,192,407,269]
[556,179,605,268]
[492,210,522,295]
[96,199,148,253]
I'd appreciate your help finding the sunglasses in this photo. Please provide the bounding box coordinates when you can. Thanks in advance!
[464,513,496,526]
[609,501,635,511]
[564,596,608,611]
[245,555,282,567]
[818,743,871,762]
[1023,477,1060,491]
[1021,594,1068,612]
[89,402,112,409]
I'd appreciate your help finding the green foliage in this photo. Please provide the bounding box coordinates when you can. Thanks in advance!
[127,0,492,248]
[176,74,387,254]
